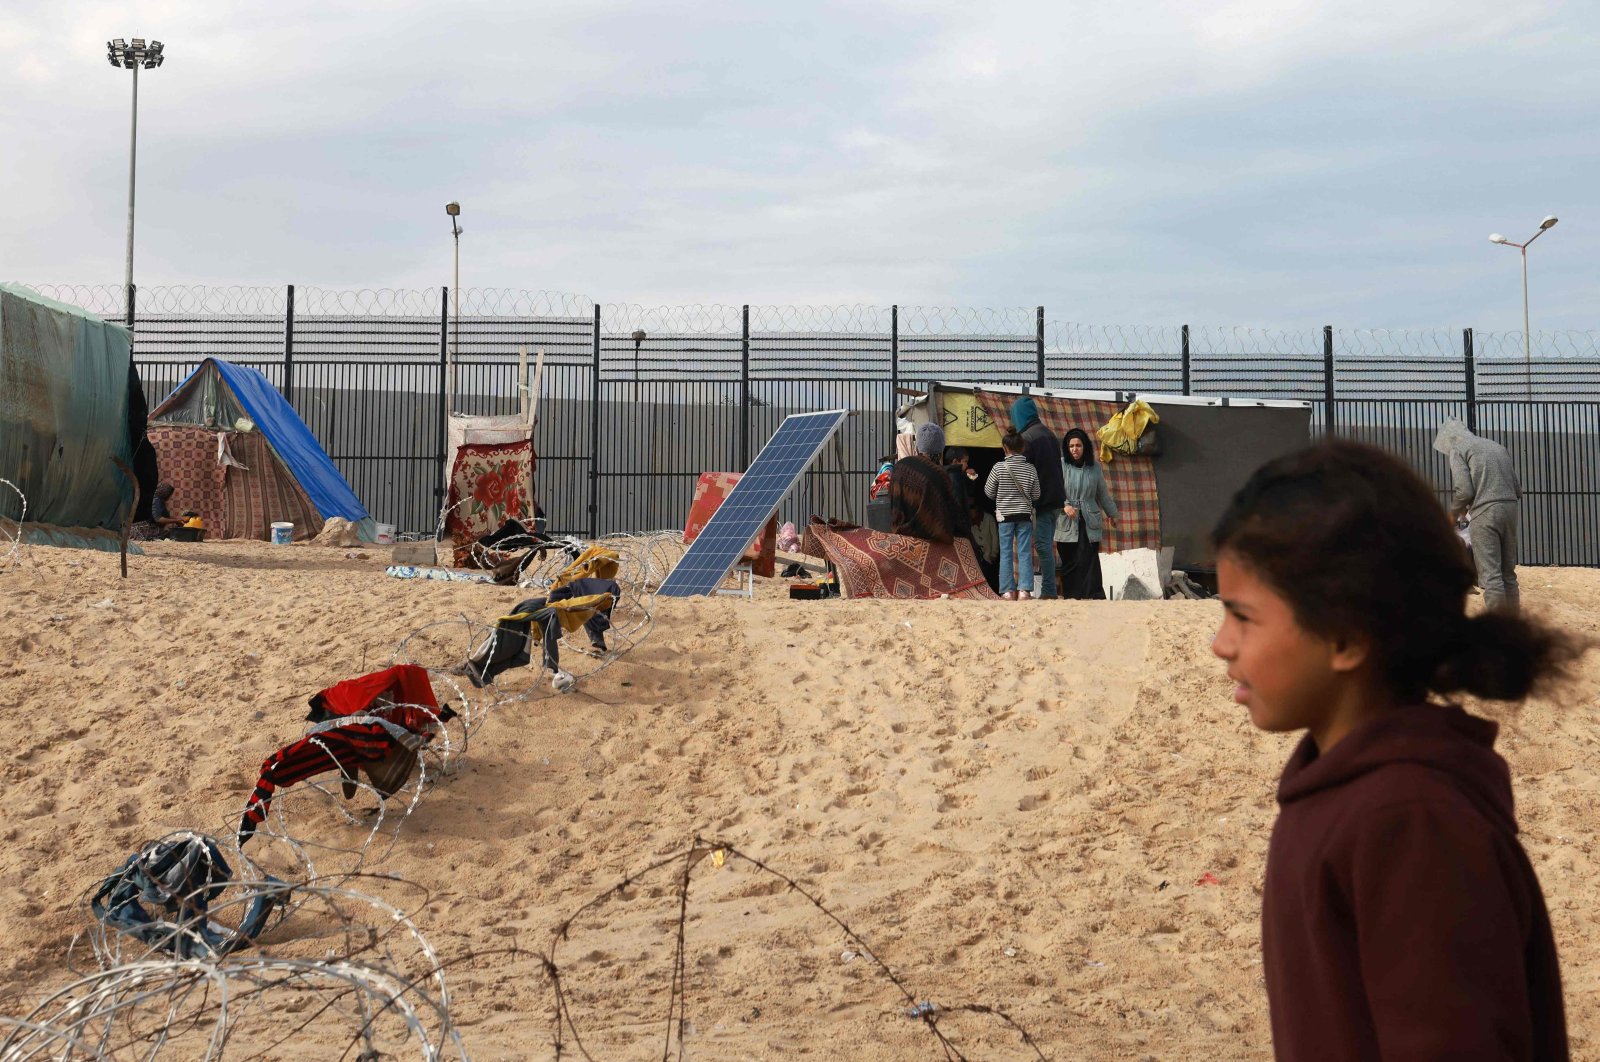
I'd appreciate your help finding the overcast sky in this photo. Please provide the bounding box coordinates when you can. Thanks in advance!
[4,0,1597,330]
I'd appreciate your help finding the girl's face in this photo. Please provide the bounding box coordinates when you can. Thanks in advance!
[1067,437,1085,461]
[1211,552,1348,737]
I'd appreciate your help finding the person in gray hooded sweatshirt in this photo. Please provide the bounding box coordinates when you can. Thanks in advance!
[1433,419,1521,611]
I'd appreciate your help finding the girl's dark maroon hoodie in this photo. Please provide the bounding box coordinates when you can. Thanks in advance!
[1263,703,1566,1060]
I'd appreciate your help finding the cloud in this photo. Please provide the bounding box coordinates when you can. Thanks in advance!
[4,0,1598,329]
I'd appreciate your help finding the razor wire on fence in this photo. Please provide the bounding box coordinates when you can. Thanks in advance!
[10,281,1600,559]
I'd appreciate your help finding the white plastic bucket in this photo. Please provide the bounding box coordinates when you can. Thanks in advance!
[270,521,294,545]
[374,522,396,545]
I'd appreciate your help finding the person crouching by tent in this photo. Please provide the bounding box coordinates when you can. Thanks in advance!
[1054,428,1120,600]
[888,423,971,544]
[130,482,186,541]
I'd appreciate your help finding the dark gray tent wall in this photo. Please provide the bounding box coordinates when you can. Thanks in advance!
[1147,401,1313,569]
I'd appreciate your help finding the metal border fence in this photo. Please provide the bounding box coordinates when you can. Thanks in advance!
[17,284,1600,567]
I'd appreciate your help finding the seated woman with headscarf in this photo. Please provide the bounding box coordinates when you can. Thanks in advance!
[1054,428,1119,599]
[130,482,187,541]
[887,423,970,544]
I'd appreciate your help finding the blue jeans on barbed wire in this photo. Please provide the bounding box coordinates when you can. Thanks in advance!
[998,518,1034,595]
[1032,508,1060,598]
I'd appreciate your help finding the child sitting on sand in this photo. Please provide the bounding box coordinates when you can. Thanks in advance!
[984,431,1039,601]
[1210,440,1590,1060]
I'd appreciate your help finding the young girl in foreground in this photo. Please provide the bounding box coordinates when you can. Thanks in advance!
[1210,441,1589,1061]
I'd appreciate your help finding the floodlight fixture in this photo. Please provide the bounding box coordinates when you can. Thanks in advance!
[107,37,164,69]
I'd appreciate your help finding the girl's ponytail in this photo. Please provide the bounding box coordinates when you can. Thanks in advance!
[1433,611,1588,702]
[1213,440,1593,703]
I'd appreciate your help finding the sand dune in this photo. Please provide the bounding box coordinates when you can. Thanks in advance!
[1,540,1596,1059]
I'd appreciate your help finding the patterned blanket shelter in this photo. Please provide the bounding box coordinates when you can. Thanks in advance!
[900,383,1314,569]
[148,358,372,541]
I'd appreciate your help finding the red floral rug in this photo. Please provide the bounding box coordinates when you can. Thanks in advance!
[446,441,535,546]
[805,521,999,600]
[683,472,776,578]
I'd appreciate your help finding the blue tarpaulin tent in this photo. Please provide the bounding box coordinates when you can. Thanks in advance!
[150,358,373,540]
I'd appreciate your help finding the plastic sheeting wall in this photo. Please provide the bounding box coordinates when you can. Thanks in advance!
[0,284,133,527]
[1150,401,1313,569]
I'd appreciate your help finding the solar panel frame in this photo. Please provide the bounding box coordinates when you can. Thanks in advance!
[656,409,849,597]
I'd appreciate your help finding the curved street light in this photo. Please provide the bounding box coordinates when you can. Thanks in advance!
[108,37,165,326]
[1487,215,1560,396]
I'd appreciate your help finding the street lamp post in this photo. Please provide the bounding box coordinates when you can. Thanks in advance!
[446,201,461,416]
[1489,215,1559,397]
[630,329,647,401]
[107,37,165,327]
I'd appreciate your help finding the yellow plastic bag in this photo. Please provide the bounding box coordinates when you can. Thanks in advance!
[1096,399,1160,464]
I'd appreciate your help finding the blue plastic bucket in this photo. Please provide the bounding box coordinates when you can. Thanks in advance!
[270,521,293,545]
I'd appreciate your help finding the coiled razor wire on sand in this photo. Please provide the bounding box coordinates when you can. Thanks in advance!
[0,478,27,573]
[229,684,483,880]
[0,835,471,1061]
[0,954,469,1061]
[392,529,683,700]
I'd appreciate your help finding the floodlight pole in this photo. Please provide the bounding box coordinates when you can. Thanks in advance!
[109,37,164,326]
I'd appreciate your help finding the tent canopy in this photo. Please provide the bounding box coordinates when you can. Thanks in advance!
[153,358,368,523]
[0,283,134,528]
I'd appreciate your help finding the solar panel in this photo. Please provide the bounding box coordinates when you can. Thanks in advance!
[657,409,849,598]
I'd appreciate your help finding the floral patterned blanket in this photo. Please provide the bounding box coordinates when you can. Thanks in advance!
[445,441,535,546]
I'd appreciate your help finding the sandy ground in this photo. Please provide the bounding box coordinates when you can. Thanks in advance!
[0,539,1597,1059]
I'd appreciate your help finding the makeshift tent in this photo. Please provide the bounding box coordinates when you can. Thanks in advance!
[443,412,538,553]
[441,350,541,562]
[900,383,1312,569]
[0,283,156,530]
[148,358,372,541]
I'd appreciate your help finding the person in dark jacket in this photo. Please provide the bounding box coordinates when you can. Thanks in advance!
[1210,440,1590,1061]
[1008,396,1066,598]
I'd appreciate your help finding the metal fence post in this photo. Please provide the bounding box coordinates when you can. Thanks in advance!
[1463,327,1477,434]
[1181,324,1191,395]
[1036,306,1046,386]
[283,284,296,406]
[890,304,900,400]
[740,304,751,469]
[589,304,602,539]
[1323,325,1336,434]
[436,287,449,511]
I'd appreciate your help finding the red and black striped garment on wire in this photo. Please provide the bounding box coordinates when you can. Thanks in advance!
[238,665,443,844]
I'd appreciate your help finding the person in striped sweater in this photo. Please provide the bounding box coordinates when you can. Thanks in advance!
[985,431,1041,600]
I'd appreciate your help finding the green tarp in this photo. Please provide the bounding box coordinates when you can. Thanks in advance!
[0,283,134,528]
